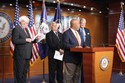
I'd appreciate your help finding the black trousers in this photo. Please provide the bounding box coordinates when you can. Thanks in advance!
[48,58,63,83]
[14,58,30,83]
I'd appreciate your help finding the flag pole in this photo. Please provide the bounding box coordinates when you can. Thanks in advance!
[27,0,32,82]
[41,59,46,83]
[41,0,46,82]
[118,2,124,76]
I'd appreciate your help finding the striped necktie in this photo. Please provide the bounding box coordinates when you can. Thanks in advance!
[75,31,81,46]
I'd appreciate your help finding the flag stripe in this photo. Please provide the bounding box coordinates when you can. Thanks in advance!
[116,10,125,62]
[28,0,39,64]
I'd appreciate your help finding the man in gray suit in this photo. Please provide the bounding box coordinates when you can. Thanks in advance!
[12,16,39,83]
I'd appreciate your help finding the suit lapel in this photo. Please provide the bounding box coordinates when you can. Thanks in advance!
[69,29,79,45]
[52,31,60,40]
[25,28,31,38]
[17,24,28,38]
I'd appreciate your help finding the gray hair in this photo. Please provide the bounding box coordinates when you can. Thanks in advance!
[80,18,86,23]
[19,16,29,23]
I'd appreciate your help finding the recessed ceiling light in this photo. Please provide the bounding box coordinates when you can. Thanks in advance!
[79,10,81,12]
[91,7,94,11]
[53,1,56,3]
[26,5,29,7]
[32,1,35,3]
[71,3,74,6]
[10,4,13,6]
[83,6,86,8]
[99,11,102,13]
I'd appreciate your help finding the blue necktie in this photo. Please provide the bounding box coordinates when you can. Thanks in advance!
[81,28,86,42]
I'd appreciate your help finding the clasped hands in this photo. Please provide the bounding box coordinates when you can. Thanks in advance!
[75,45,90,48]
[75,45,83,48]
[59,49,64,55]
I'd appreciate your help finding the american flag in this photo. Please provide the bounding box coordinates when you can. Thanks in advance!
[28,0,39,64]
[116,9,125,62]
[38,0,49,60]
[10,0,20,54]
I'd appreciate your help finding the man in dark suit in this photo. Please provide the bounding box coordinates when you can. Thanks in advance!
[46,22,64,83]
[63,19,84,83]
[12,16,39,83]
[78,18,91,83]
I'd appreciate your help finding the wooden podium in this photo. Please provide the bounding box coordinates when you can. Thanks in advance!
[70,47,114,83]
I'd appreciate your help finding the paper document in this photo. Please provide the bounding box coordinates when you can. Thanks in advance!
[31,34,39,41]
[54,50,64,61]
[31,33,45,42]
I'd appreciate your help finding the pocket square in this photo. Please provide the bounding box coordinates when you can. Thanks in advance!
[87,33,90,35]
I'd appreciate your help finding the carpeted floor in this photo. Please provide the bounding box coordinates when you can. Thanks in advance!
[0,72,125,83]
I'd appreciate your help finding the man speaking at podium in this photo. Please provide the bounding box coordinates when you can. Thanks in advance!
[63,19,84,83]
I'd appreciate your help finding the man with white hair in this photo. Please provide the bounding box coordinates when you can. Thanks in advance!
[12,16,38,83]
[79,18,91,47]
[46,22,64,83]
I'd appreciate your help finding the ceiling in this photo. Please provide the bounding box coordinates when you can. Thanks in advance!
[0,0,123,13]
[0,0,120,5]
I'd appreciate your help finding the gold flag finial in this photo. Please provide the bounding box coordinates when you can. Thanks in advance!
[120,2,124,10]
[57,0,60,3]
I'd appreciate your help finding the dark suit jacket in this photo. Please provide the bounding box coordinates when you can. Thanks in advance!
[79,27,91,47]
[62,29,84,64]
[12,24,33,59]
[46,30,63,59]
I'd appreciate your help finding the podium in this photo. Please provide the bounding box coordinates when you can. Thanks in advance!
[70,47,114,83]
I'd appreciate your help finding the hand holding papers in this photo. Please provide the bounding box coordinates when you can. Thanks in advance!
[31,33,41,41]
[54,50,64,61]
[37,33,46,42]
[31,33,45,42]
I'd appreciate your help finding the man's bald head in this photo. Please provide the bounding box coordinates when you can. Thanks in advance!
[70,19,80,30]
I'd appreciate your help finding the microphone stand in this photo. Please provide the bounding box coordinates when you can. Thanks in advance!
[40,41,47,83]
[41,59,46,83]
